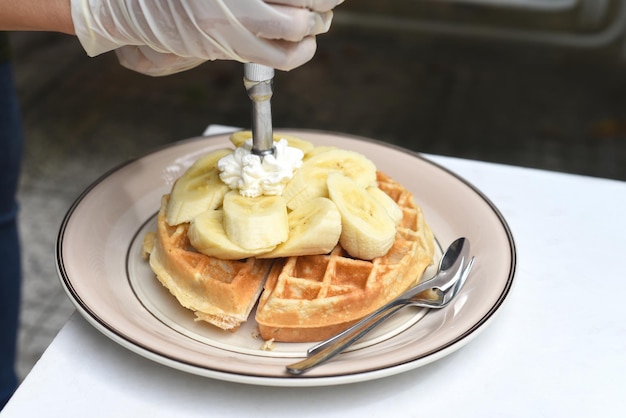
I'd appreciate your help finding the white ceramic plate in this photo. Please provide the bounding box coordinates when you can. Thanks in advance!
[57,130,516,387]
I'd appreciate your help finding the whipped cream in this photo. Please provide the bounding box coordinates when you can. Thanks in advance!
[218,139,303,197]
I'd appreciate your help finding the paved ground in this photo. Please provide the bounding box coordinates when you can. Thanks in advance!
[8,6,626,380]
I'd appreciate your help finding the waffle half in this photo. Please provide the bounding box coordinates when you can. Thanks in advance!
[144,195,273,331]
[255,172,435,342]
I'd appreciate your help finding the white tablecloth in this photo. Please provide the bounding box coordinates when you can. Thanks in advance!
[3,128,625,417]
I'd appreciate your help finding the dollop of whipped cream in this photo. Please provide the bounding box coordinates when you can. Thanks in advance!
[217,139,304,197]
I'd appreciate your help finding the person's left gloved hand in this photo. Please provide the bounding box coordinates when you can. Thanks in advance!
[71,0,345,76]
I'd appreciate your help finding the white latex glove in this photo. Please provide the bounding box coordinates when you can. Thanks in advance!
[71,0,344,75]
[114,46,207,77]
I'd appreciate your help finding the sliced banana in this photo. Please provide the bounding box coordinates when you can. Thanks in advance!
[302,145,337,161]
[367,186,404,225]
[259,197,341,258]
[274,133,315,154]
[229,131,314,154]
[282,149,377,210]
[222,191,289,250]
[327,173,396,260]
[228,131,254,148]
[166,148,232,226]
[188,209,274,260]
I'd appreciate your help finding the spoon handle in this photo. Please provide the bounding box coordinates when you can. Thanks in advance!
[285,302,410,375]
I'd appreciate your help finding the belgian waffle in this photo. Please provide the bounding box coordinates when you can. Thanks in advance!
[143,195,273,331]
[255,172,435,342]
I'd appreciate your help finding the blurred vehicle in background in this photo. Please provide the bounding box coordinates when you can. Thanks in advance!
[336,0,625,49]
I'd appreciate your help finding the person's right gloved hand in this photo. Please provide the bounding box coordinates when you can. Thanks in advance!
[70,0,344,76]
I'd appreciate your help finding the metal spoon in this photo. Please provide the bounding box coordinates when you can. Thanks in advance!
[306,237,472,356]
[285,237,473,375]
[307,254,474,357]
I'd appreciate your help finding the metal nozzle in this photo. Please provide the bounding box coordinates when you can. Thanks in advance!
[243,63,275,158]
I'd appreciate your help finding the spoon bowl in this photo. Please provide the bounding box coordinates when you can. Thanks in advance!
[409,255,474,309]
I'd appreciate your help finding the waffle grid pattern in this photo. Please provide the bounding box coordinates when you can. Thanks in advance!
[256,172,435,342]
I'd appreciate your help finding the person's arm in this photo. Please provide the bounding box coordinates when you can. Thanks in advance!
[0,0,74,34]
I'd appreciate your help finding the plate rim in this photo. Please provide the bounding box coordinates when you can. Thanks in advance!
[56,129,517,387]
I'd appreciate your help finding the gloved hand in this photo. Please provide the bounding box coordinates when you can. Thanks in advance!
[70,0,344,76]
[114,46,208,77]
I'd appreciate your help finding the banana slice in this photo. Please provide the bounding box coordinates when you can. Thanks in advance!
[367,186,404,225]
[166,148,233,226]
[283,149,377,210]
[259,197,341,258]
[222,191,289,250]
[229,131,254,148]
[188,209,274,260]
[229,131,314,154]
[327,173,396,260]
[302,145,337,161]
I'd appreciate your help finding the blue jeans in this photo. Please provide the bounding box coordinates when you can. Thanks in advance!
[0,60,22,409]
